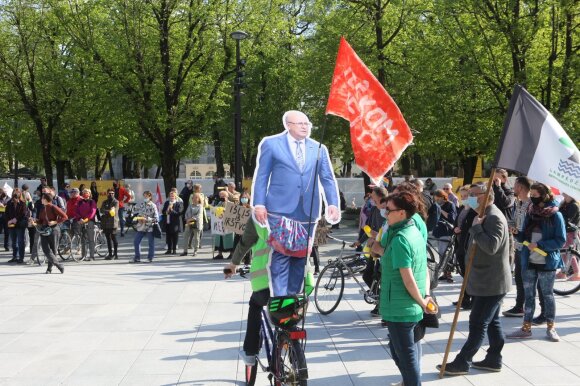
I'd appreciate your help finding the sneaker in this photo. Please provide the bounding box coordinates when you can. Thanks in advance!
[130,259,141,263]
[239,349,256,366]
[546,328,560,342]
[502,306,524,317]
[370,307,380,317]
[213,254,224,260]
[390,382,403,386]
[506,328,532,339]
[436,361,469,376]
[472,358,502,372]
[532,314,547,326]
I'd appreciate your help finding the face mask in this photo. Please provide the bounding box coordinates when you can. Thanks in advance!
[82,194,90,200]
[530,196,543,205]
[465,196,479,209]
[144,198,150,203]
[379,208,387,218]
[240,198,249,204]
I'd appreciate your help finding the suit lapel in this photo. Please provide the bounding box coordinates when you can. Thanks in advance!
[278,134,300,172]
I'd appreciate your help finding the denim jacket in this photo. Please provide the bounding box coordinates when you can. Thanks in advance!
[517,201,566,270]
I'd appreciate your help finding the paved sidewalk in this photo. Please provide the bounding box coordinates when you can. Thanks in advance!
[0,226,578,385]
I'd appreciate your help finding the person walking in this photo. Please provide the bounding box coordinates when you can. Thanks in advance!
[33,193,67,274]
[5,189,30,264]
[437,184,512,375]
[181,193,203,257]
[133,191,159,263]
[507,182,566,342]
[100,188,120,260]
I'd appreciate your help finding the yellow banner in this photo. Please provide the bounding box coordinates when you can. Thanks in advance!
[69,180,125,206]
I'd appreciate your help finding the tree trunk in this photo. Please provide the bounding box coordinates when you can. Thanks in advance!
[556,4,574,118]
[345,161,352,178]
[66,160,74,179]
[95,154,101,179]
[413,153,423,176]
[213,130,225,178]
[41,142,54,188]
[160,150,177,195]
[55,160,66,191]
[400,155,411,176]
[462,156,478,185]
[362,172,372,195]
[107,151,115,179]
[78,157,87,179]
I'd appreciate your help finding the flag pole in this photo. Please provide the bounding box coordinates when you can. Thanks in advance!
[439,168,496,378]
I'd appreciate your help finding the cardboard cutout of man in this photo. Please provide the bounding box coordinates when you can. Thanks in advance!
[252,110,340,296]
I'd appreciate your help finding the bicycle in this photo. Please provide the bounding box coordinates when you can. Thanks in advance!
[426,220,458,290]
[229,267,309,386]
[57,220,73,260]
[122,203,139,235]
[313,235,380,315]
[70,221,107,261]
[554,230,580,296]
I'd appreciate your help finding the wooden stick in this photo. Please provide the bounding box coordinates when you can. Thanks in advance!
[438,169,496,378]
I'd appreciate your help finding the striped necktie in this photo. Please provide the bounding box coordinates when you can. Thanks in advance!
[295,141,304,171]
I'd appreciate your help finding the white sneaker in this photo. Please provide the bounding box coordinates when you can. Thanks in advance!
[239,349,256,365]
[547,328,560,342]
[390,382,403,386]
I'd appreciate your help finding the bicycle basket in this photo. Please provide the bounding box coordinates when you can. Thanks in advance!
[268,295,308,328]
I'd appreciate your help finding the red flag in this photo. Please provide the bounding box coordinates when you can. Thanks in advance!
[326,37,412,184]
[155,183,163,212]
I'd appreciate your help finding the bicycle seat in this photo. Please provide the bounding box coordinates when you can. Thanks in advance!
[268,295,308,328]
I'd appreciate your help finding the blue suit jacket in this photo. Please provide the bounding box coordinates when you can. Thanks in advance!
[251,132,339,221]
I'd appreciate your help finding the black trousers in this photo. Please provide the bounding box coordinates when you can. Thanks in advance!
[104,230,118,256]
[310,246,320,273]
[244,289,270,355]
[166,231,178,252]
[40,227,62,269]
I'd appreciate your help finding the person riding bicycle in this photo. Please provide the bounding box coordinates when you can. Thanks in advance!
[74,189,97,261]
[224,215,315,366]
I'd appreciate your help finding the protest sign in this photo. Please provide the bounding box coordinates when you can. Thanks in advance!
[210,208,226,235]
[223,202,251,235]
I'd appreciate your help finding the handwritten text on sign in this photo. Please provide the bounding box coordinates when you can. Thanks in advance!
[210,211,226,235]
[223,202,251,235]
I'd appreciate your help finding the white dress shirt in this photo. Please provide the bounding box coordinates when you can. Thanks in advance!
[287,132,306,166]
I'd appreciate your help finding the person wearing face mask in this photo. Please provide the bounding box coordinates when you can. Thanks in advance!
[74,189,97,261]
[100,188,120,260]
[132,191,159,263]
[162,190,184,255]
[432,189,457,282]
[113,180,131,236]
[438,183,512,376]
[451,185,478,309]
[5,189,30,264]
[181,193,204,257]
[507,182,565,342]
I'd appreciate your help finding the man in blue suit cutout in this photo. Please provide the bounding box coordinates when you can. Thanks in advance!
[252,110,341,296]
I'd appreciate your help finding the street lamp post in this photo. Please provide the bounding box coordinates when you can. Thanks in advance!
[230,30,248,192]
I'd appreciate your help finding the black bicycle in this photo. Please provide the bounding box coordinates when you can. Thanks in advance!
[426,220,458,290]
[122,203,139,234]
[233,267,309,386]
[313,235,379,315]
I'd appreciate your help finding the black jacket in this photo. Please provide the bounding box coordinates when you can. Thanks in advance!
[492,183,515,221]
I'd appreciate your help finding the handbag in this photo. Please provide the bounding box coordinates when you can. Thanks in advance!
[37,226,53,237]
[152,222,162,239]
[267,216,310,258]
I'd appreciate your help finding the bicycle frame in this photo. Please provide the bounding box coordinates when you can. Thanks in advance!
[326,235,373,295]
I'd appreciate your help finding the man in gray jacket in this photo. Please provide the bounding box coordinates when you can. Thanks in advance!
[438,183,512,375]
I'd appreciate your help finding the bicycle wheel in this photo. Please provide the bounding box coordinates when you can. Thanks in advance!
[314,263,344,315]
[95,230,107,257]
[274,333,307,386]
[58,231,72,260]
[554,249,580,295]
[70,235,84,262]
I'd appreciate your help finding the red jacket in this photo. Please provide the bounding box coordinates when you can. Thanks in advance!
[66,196,82,219]
[116,187,131,208]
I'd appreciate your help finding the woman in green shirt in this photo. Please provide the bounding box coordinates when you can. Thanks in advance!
[379,192,432,386]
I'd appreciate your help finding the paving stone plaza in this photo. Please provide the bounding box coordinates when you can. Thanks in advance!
[0,224,579,385]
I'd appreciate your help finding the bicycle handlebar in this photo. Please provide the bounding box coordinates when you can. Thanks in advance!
[223,266,250,277]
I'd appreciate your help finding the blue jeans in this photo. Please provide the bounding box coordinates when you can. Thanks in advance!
[455,294,505,367]
[134,231,155,260]
[523,268,555,323]
[10,227,26,259]
[118,207,125,233]
[270,251,306,296]
[387,321,421,386]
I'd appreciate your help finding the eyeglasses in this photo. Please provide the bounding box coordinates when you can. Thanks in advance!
[468,192,484,197]
[385,208,404,215]
[287,121,310,127]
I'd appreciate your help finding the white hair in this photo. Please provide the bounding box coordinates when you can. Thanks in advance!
[282,110,312,132]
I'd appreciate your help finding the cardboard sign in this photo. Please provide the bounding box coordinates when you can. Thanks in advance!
[210,210,226,235]
[223,202,251,235]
